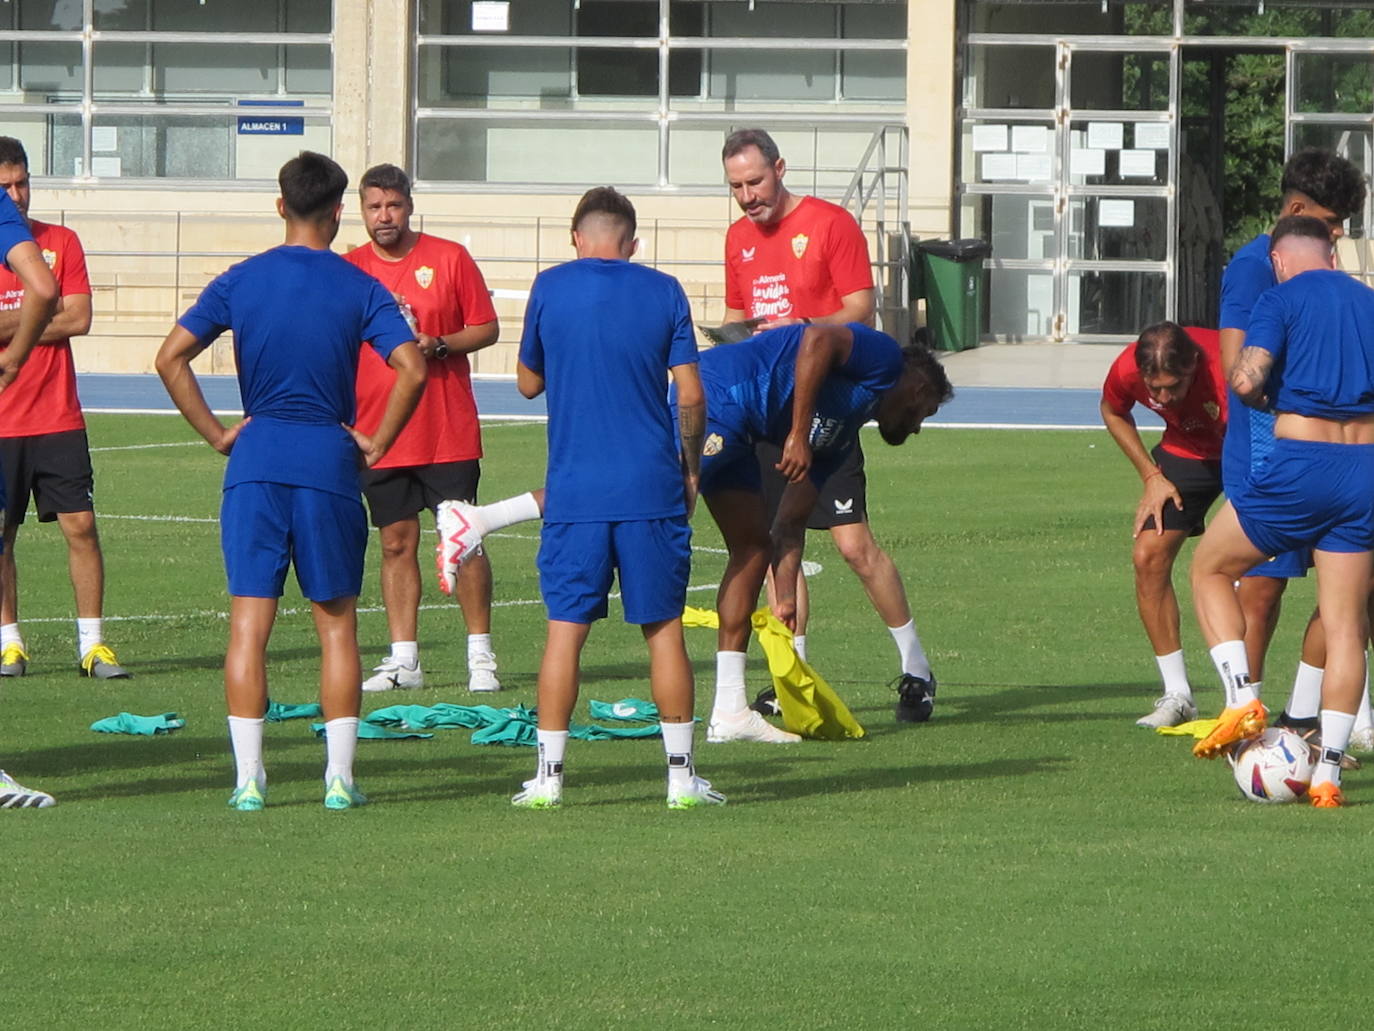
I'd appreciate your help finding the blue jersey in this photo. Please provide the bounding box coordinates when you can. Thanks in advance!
[178,246,413,498]
[0,192,33,266]
[1219,233,1276,495]
[698,323,903,456]
[518,258,698,523]
[1247,269,1374,419]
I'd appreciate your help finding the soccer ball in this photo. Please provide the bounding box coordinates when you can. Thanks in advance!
[1230,728,1313,804]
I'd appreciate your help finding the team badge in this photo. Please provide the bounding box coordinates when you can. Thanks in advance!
[415,265,435,289]
[703,433,723,457]
[41,249,56,269]
[1204,401,1220,420]
[791,234,809,259]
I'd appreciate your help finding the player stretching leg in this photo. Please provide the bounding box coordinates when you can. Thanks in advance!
[157,153,425,812]
[1190,216,1374,807]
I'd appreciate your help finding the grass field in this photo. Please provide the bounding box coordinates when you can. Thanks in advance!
[5,413,1366,1030]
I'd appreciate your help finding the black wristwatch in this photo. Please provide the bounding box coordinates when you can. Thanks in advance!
[432,340,449,360]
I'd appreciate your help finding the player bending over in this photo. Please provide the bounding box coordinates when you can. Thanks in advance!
[156,152,425,812]
[438,323,951,745]
[1100,323,1227,728]
[1189,215,1374,807]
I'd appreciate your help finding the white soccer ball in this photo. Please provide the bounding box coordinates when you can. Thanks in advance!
[1230,728,1314,804]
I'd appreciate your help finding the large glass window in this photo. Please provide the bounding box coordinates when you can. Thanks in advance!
[0,1,332,181]
[414,0,907,187]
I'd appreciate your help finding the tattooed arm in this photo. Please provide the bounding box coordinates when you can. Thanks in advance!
[1229,346,1274,410]
[670,361,705,517]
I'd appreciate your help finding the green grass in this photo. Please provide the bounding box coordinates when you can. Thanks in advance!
[5,415,1365,1030]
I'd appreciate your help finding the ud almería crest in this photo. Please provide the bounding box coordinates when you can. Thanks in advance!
[791,234,809,259]
[415,265,435,289]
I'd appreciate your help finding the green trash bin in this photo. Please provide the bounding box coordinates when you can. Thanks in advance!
[917,238,992,353]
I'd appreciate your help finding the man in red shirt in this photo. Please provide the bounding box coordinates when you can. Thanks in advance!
[714,127,939,738]
[0,137,128,680]
[345,164,501,693]
[1101,322,1227,728]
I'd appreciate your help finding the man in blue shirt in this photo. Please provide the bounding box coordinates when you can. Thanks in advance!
[0,188,59,808]
[1191,215,1374,807]
[440,321,952,747]
[156,152,426,813]
[1215,148,1367,739]
[501,186,719,810]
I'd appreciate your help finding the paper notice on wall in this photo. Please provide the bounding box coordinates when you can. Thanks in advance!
[92,126,118,152]
[981,153,1017,180]
[1016,153,1052,181]
[1134,122,1171,149]
[1099,199,1135,227]
[1011,125,1050,153]
[1070,148,1105,176]
[472,1,510,31]
[91,156,122,177]
[1119,149,1157,177]
[1086,121,1124,150]
[972,124,1008,151]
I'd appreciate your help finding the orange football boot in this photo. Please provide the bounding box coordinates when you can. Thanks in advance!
[1310,782,1345,809]
[1192,698,1268,759]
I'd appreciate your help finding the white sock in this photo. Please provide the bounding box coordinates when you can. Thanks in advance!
[535,729,568,781]
[1154,650,1191,699]
[888,619,932,679]
[1209,640,1256,708]
[1,623,22,650]
[477,492,542,533]
[390,641,418,668]
[1313,708,1357,788]
[323,717,360,785]
[1355,668,1373,734]
[76,617,103,659]
[227,715,265,790]
[713,651,748,715]
[661,721,695,789]
[467,633,493,660]
[793,634,808,662]
[1284,661,1324,720]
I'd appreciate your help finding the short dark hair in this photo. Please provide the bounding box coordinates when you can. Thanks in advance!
[1270,213,1335,251]
[0,136,29,169]
[571,186,636,238]
[1280,148,1367,220]
[1135,321,1201,379]
[722,128,780,166]
[359,162,411,199]
[903,337,954,404]
[278,151,348,220]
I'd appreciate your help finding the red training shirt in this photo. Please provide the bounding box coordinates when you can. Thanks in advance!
[0,220,90,437]
[345,233,498,468]
[1101,327,1227,461]
[724,195,874,321]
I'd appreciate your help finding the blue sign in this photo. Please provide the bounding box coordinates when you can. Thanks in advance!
[236,100,305,136]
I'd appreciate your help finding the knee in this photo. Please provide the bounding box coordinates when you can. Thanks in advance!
[378,530,417,563]
[1133,541,1175,584]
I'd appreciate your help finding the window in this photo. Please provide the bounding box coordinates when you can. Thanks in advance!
[0,0,333,181]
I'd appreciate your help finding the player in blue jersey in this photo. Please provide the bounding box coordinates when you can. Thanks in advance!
[1217,149,1367,739]
[1191,215,1374,807]
[0,188,60,808]
[495,186,718,810]
[691,323,951,742]
[155,152,426,813]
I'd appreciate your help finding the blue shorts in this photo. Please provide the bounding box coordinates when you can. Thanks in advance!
[221,483,368,602]
[538,518,691,625]
[1243,547,1311,580]
[1235,439,1374,557]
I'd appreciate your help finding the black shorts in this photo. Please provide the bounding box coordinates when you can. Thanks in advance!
[361,459,481,528]
[0,429,95,526]
[1141,443,1222,537]
[759,439,868,530]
